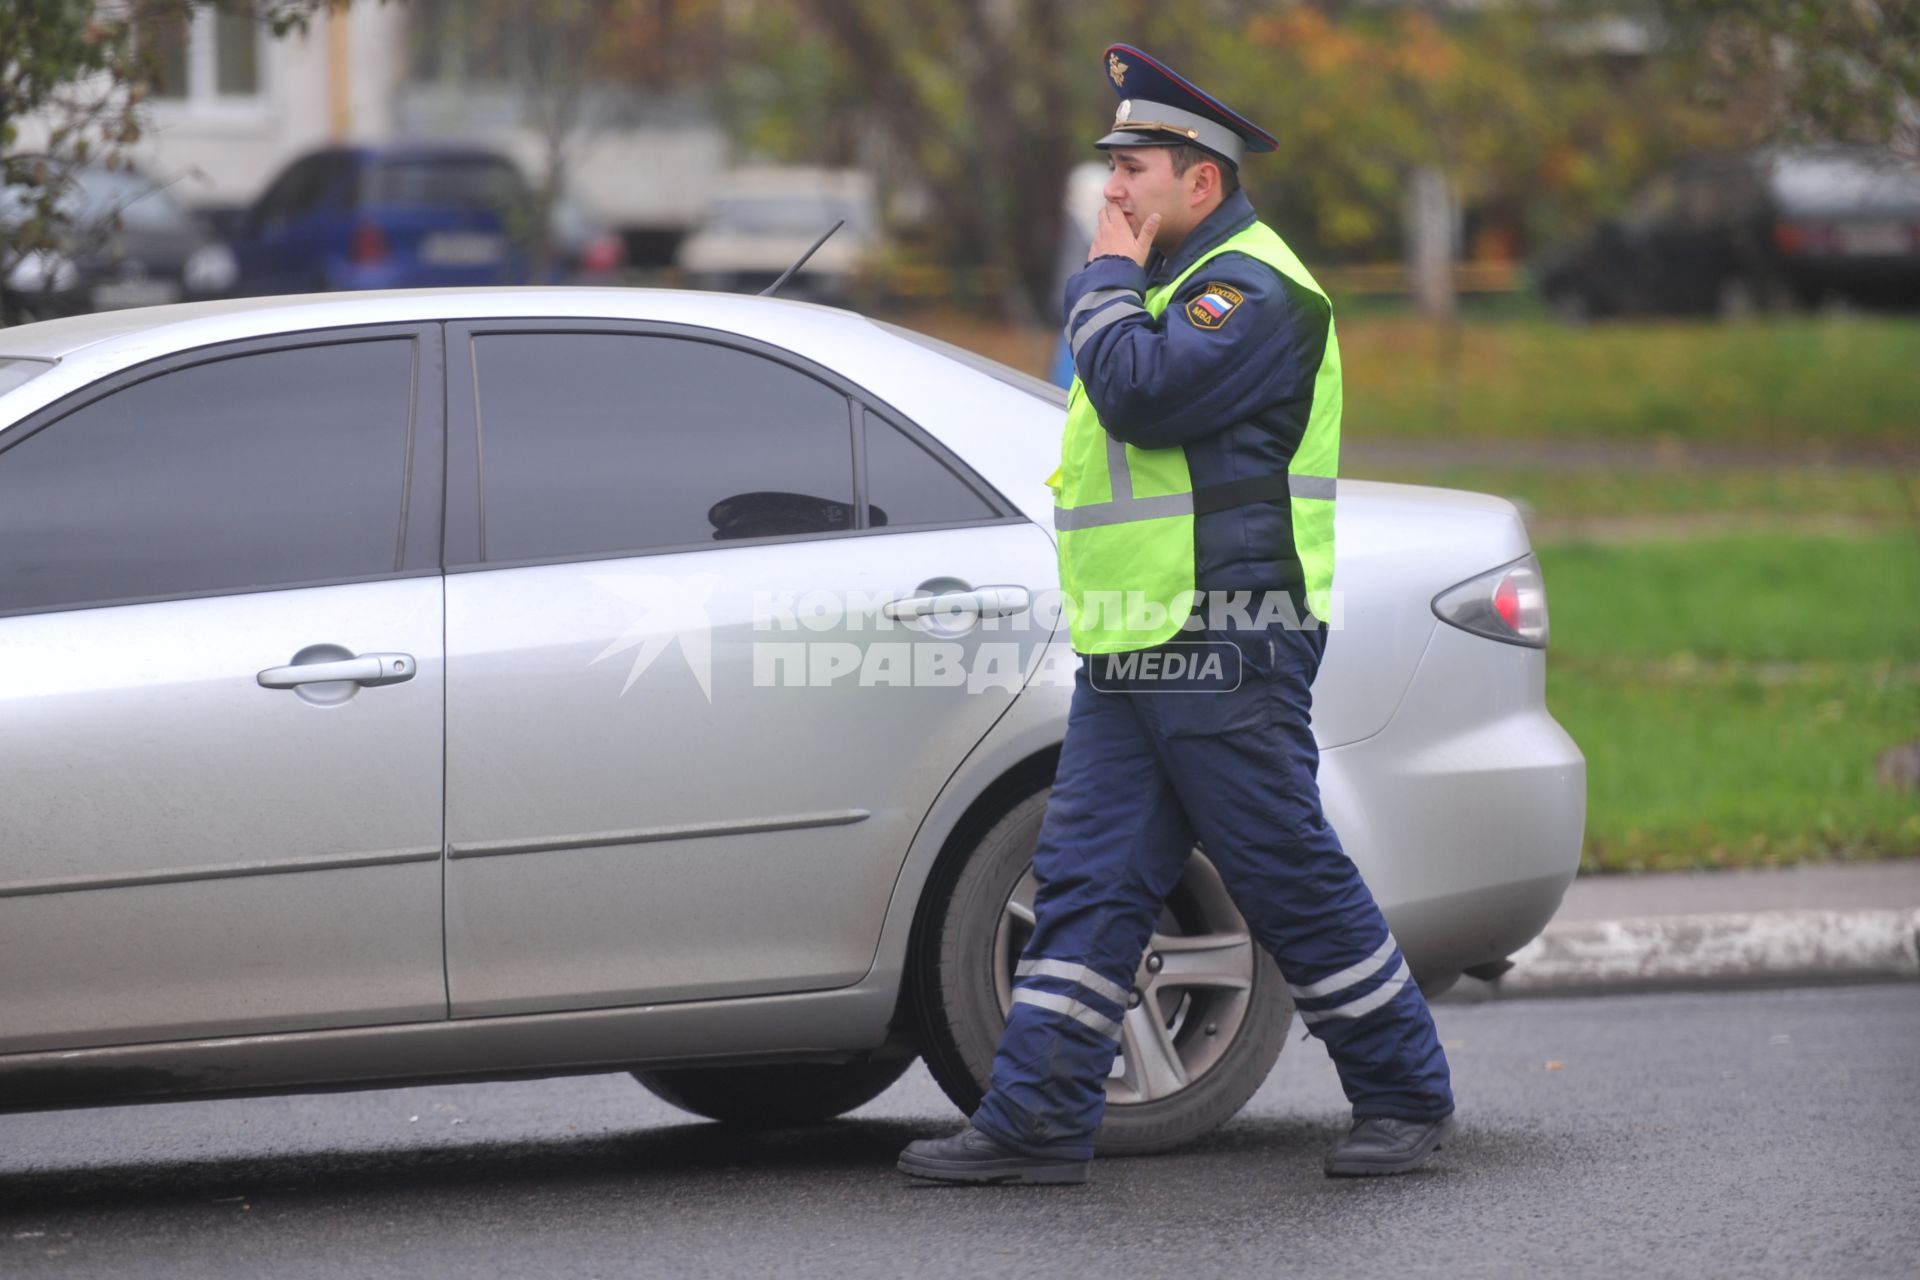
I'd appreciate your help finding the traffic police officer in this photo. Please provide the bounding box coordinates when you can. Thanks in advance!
[898,45,1455,1184]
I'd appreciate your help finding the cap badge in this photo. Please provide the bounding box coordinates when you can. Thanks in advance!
[1115,99,1133,123]
[1108,52,1129,86]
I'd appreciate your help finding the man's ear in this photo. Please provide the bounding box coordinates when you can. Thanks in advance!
[1190,160,1221,207]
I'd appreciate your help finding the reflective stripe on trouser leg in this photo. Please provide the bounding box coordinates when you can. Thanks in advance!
[1133,622,1454,1121]
[1015,958,1131,1006]
[968,662,1198,1161]
[1009,988,1122,1039]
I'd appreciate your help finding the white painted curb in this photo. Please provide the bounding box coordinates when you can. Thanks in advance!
[1458,909,1920,999]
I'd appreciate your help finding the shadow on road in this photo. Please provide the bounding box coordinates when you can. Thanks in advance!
[0,1107,1481,1216]
[0,1116,943,1214]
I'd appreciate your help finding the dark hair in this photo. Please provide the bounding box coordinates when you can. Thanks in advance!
[1168,143,1240,198]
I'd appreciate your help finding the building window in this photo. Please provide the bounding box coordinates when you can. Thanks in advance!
[148,5,264,103]
[406,0,513,86]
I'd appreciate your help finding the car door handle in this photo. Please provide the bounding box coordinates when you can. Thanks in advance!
[882,586,1031,621]
[257,652,417,689]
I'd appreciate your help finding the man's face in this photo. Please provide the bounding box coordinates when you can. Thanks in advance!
[1102,146,1192,249]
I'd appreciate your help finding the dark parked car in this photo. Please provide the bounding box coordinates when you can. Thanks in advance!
[229,144,545,296]
[1,167,238,322]
[1536,147,1920,319]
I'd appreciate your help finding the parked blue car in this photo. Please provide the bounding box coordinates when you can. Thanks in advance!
[230,144,541,296]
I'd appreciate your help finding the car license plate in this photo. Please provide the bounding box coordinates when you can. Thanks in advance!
[421,232,506,266]
[89,278,183,310]
[1834,221,1909,256]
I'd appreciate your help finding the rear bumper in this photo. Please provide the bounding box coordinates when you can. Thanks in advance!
[1321,622,1586,984]
[1777,257,1920,303]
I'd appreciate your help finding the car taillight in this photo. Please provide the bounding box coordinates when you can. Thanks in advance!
[1432,553,1549,649]
[580,233,625,275]
[1773,220,1833,256]
[351,222,390,264]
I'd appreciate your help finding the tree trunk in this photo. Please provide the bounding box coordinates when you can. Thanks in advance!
[1405,164,1458,322]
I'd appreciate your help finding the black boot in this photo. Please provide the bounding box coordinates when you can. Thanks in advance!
[897,1126,1090,1185]
[1323,1114,1455,1177]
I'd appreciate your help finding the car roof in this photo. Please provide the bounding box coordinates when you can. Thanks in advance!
[0,287,1072,531]
[304,143,522,165]
[0,289,1525,549]
[0,287,872,363]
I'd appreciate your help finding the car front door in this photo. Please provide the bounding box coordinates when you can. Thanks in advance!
[0,326,447,1054]
[439,322,1058,1016]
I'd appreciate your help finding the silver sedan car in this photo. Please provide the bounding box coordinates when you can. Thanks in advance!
[0,290,1584,1152]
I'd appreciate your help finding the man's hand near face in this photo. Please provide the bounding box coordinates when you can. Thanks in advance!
[1088,202,1161,266]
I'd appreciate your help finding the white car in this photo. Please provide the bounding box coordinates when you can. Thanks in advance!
[675,168,878,303]
[0,290,1583,1152]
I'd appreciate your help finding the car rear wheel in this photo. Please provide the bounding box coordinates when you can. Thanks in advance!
[911,790,1292,1156]
[631,1057,914,1127]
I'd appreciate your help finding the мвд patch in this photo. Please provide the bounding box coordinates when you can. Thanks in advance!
[1185,282,1244,330]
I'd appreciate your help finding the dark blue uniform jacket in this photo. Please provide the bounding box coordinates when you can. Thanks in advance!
[1062,188,1332,603]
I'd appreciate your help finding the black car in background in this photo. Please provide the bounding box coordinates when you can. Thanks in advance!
[1537,148,1920,319]
[1,167,238,323]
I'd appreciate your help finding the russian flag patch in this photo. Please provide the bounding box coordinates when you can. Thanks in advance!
[1185,282,1244,330]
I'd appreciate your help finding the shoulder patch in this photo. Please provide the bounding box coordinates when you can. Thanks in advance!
[1184,281,1244,330]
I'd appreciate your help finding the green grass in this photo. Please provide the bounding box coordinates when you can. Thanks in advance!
[1537,530,1920,871]
[1340,313,1920,449]
[1543,530,1920,664]
[1348,462,1917,524]
[898,303,1920,870]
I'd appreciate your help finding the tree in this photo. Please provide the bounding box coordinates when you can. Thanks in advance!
[1633,0,1920,154]
[710,2,1722,321]
[1,1,345,327]
[410,0,724,278]
[713,0,1097,323]
[1209,3,1740,318]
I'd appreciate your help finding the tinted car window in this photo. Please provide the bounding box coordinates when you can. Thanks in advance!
[708,196,866,236]
[363,157,530,214]
[0,169,195,238]
[472,332,856,561]
[0,339,416,616]
[1769,151,1920,217]
[254,154,336,226]
[863,410,997,528]
[68,168,198,235]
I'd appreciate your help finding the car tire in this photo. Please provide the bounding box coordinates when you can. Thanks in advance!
[631,1057,915,1128]
[910,790,1292,1157]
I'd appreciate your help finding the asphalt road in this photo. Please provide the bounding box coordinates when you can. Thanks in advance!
[3,985,1916,1279]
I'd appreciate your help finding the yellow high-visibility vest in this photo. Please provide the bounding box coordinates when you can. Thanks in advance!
[1051,220,1342,654]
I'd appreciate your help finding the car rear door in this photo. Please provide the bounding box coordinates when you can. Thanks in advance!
[439,321,1057,1016]
[0,325,447,1054]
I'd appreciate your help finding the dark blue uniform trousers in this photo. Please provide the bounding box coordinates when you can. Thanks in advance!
[969,620,1454,1159]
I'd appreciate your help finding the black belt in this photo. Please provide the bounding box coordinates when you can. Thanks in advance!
[1190,473,1295,517]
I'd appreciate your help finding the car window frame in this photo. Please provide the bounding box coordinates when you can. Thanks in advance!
[0,321,444,621]
[442,318,1022,573]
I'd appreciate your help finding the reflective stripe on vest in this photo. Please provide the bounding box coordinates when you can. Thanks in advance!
[1051,220,1342,653]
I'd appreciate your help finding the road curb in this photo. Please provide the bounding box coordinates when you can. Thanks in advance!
[1437,908,1920,1002]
